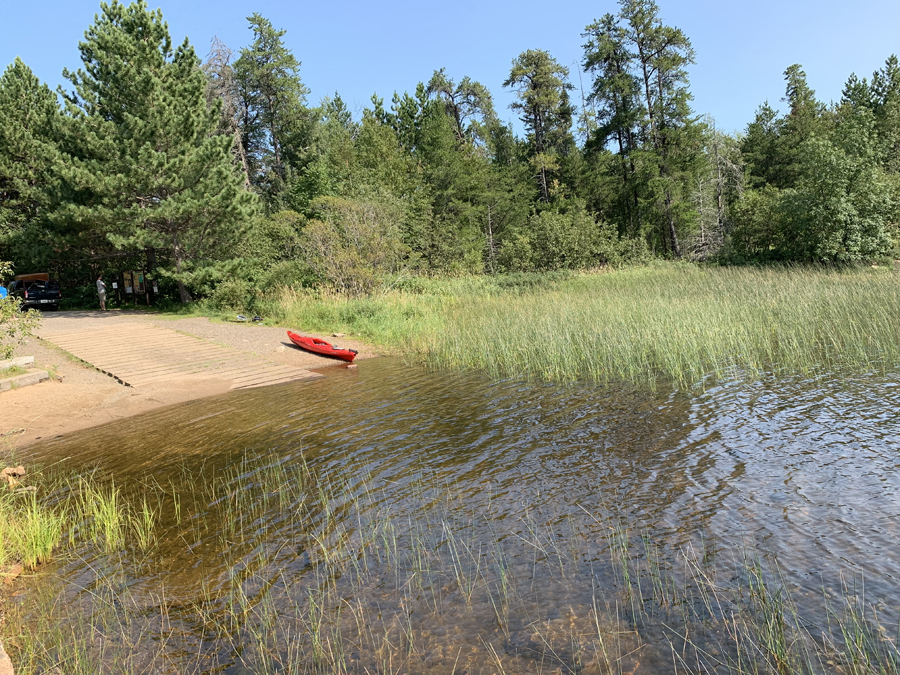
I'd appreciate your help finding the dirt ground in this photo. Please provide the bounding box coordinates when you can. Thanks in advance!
[1,310,377,450]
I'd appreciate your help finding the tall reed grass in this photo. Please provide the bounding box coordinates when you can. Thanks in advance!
[267,263,900,388]
[427,264,900,387]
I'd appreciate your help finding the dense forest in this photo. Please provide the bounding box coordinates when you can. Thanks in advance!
[1,0,899,305]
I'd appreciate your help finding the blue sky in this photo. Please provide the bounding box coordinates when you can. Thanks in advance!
[3,0,900,135]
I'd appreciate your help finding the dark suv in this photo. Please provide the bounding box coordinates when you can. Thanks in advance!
[6,279,62,310]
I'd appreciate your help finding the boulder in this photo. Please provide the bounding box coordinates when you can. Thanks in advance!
[1,467,25,490]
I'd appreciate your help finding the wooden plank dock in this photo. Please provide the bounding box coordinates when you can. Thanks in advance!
[43,322,320,389]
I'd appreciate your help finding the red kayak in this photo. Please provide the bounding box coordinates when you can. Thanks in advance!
[287,331,358,362]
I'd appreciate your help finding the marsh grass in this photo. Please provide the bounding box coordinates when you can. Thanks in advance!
[264,263,900,388]
[4,453,898,674]
[425,264,900,388]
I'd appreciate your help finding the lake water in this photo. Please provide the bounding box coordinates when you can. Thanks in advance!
[15,357,900,673]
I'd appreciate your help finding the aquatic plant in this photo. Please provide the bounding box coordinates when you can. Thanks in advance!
[4,453,899,674]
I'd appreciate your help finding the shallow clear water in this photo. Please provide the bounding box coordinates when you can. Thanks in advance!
[16,358,900,673]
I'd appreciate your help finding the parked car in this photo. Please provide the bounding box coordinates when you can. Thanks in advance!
[7,274,61,310]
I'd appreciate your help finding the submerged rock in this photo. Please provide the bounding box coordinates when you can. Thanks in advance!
[0,640,13,675]
[3,564,23,585]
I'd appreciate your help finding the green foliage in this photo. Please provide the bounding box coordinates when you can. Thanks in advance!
[301,195,408,296]
[286,94,358,213]
[7,0,900,301]
[582,0,703,257]
[742,65,829,192]
[54,0,255,303]
[234,14,312,198]
[426,68,497,145]
[0,59,60,239]
[783,108,896,262]
[728,106,898,263]
[725,187,787,262]
[504,49,575,203]
[0,260,40,360]
[208,210,315,310]
[500,202,648,272]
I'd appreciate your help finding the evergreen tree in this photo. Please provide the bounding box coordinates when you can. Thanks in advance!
[842,72,873,111]
[56,0,255,303]
[0,58,60,241]
[234,14,311,198]
[582,0,701,255]
[427,69,497,146]
[287,93,358,213]
[582,13,642,235]
[870,56,900,173]
[741,102,784,188]
[778,64,826,184]
[389,84,431,152]
[618,0,698,257]
[504,49,575,202]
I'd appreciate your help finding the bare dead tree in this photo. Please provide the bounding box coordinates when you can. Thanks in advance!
[689,117,746,261]
[203,37,251,189]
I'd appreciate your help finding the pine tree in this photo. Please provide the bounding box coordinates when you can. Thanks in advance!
[582,0,701,255]
[0,58,60,237]
[57,0,255,303]
[203,37,251,189]
[870,56,900,172]
[618,0,698,257]
[234,14,310,198]
[742,102,786,188]
[427,69,497,146]
[504,50,575,203]
[582,13,642,234]
[778,64,826,185]
[286,94,358,213]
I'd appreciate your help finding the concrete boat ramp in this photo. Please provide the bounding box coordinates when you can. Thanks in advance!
[39,314,324,390]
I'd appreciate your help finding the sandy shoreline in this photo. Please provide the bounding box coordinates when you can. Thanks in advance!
[1,311,377,451]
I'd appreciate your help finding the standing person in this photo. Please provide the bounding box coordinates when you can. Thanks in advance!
[97,274,107,311]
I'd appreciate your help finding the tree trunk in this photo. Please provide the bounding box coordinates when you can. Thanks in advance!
[637,45,657,149]
[234,127,252,189]
[539,164,550,202]
[176,277,192,304]
[665,190,681,258]
[486,204,496,274]
[172,233,192,304]
[713,128,726,234]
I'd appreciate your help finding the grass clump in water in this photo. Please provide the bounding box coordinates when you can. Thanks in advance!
[0,466,157,573]
[0,493,64,570]
[5,453,900,675]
